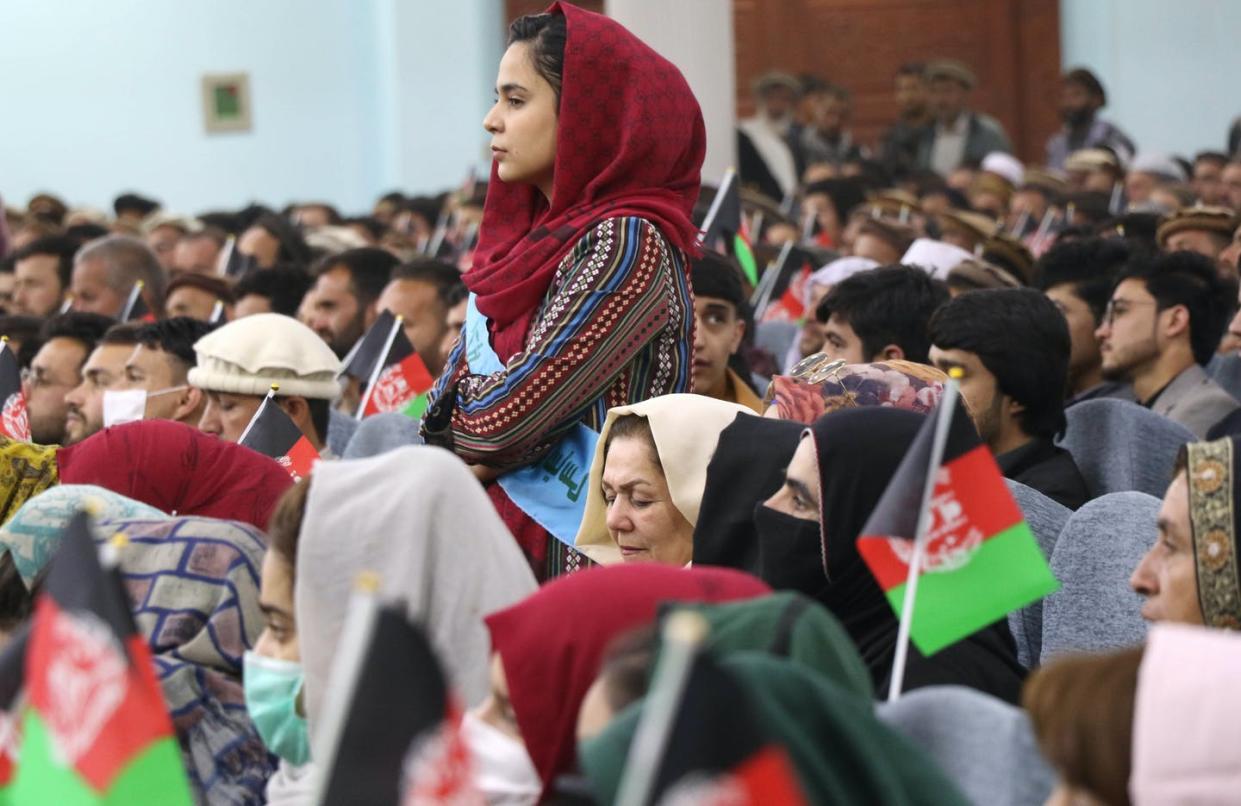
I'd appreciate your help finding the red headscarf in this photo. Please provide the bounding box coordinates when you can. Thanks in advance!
[466,2,706,360]
[483,564,768,795]
[56,420,293,530]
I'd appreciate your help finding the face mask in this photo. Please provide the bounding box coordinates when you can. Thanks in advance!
[752,502,829,597]
[103,386,188,428]
[243,651,311,766]
[460,709,540,805]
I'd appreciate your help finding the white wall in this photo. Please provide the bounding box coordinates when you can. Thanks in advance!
[1060,0,1241,158]
[0,0,501,215]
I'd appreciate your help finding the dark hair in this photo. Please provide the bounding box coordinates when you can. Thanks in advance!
[817,265,950,364]
[689,251,746,311]
[507,13,567,104]
[181,226,228,249]
[0,315,47,369]
[293,202,341,226]
[343,216,387,242]
[391,258,465,307]
[401,195,445,226]
[929,288,1071,439]
[251,213,312,268]
[113,192,160,219]
[1117,251,1231,366]
[1194,150,1229,169]
[0,552,34,635]
[100,322,145,347]
[12,235,78,290]
[197,211,242,235]
[1063,67,1106,104]
[133,317,217,374]
[895,62,926,79]
[233,268,313,317]
[1023,646,1141,806]
[305,398,331,448]
[268,476,312,577]
[64,223,111,245]
[1036,237,1131,324]
[38,312,115,354]
[605,414,661,470]
[165,272,235,305]
[313,247,398,310]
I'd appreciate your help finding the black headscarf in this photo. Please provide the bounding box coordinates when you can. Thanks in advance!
[693,415,804,573]
[755,407,1025,703]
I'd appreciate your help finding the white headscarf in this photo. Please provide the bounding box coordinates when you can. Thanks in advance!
[573,394,756,565]
[295,445,537,760]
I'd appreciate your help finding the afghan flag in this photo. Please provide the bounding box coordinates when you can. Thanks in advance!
[239,392,319,480]
[0,623,30,798]
[314,595,478,805]
[700,169,759,287]
[856,400,1059,656]
[119,282,154,323]
[10,512,192,804]
[620,648,807,804]
[343,311,435,421]
[0,341,30,441]
[758,248,816,324]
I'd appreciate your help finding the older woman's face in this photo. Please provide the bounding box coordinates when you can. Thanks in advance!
[602,435,694,566]
[483,41,559,201]
[1130,472,1203,625]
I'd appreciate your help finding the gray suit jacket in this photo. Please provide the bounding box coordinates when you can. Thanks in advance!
[1150,364,1240,438]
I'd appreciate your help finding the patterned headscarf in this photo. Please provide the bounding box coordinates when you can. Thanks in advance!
[0,436,58,528]
[766,360,949,424]
[1183,436,1241,629]
[466,1,706,359]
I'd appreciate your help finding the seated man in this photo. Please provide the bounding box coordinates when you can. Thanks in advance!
[62,323,143,445]
[375,258,463,378]
[816,265,949,364]
[688,252,762,412]
[116,317,217,426]
[232,268,313,318]
[164,274,233,322]
[11,235,76,317]
[70,236,166,319]
[1095,251,1238,437]
[1155,207,1239,281]
[23,313,113,444]
[189,313,342,455]
[1130,436,1241,629]
[1036,237,1135,404]
[304,247,398,357]
[930,288,1089,509]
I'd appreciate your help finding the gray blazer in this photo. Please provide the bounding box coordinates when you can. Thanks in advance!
[1150,364,1240,438]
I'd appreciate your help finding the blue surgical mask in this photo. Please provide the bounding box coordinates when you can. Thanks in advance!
[243,651,311,765]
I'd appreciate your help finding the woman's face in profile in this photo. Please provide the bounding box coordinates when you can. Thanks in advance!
[601,435,694,566]
[484,41,559,199]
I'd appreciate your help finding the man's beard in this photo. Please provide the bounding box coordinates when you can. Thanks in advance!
[1060,107,1093,127]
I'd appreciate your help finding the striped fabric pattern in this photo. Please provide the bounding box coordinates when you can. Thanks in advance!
[432,216,694,469]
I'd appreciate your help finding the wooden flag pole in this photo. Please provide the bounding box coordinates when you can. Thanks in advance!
[887,370,962,702]
[614,610,709,806]
[238,385,279,445]
[355,315,404,421]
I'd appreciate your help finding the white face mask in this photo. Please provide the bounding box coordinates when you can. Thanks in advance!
[460,709,541,806]
[102,386,188,428]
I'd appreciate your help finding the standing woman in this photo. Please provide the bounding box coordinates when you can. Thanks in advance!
[422,3,706,579]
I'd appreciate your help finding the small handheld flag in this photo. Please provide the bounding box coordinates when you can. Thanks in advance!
[344,311,435,422]
[313,579,479,806]
[12,511,193,804]
[698,169,758,286]
[0,338,31,441]
[613,611,808,806]
[856,372,1059,699]
[119,282,153,323]
[238,386,320,481]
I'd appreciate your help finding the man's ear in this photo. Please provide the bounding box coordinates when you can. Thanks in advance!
[172,386,205,423]
[877,344,906,362]
[1162,304,1190,341]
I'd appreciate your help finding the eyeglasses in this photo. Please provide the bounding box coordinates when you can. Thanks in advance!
[764,353,849,406]
[1103,299,1157,327]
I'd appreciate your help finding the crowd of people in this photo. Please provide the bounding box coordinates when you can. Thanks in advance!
[1,2,1241,804]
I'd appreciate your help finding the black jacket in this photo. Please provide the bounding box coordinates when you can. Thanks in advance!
[997,438,1089,510]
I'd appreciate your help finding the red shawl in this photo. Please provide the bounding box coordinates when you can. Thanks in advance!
[466,1,706,361]
[57,420,293,530]
[483,564,769,796]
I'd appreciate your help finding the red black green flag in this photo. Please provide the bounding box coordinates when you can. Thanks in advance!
[856,402,1059,655]
[700,169,758,286]
[0,341,31,441]
[343,311,436,421]
[757,248,816,324]
[625,648,807,804]
[238,393,319,480]
[119,282,154,323]
[315,600,477,805]
[10,512,192,804]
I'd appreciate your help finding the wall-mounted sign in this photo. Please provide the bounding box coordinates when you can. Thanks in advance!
[202,72,252,134]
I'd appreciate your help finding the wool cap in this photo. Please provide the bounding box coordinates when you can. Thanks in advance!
[926,59,977,89]
[1156,206,1239,247]
[188,313,341,400]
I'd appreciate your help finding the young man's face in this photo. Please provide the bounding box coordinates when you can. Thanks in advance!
[307,266,366,357]
[1130,472,1202,625]
[893,73,927,117]
[1044,283,1102,390]
[24,337,87,445]
[1095,278,1162,381]
[928,345,1017,452]
[820,314,869,364]
[691,296,745,398]
[197,391,264,443]
[62,343,132,445]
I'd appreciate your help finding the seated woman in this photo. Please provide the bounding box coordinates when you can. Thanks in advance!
[573,394,755,566]
[763,357,948,424]
[292,446,537,759]
[756,407,1025,703]
[472,564,768,802]
[0,485,275,804]
[56,419,292,530]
